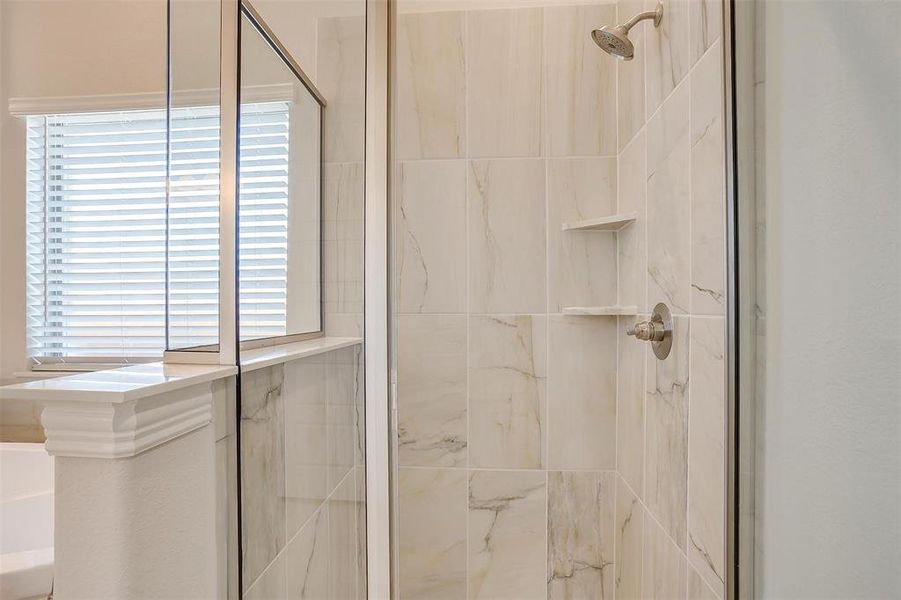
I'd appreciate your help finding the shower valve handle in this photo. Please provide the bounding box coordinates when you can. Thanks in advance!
[627,320,666,342]
[627,303,674,360]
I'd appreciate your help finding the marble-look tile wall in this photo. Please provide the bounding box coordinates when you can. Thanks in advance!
[395,3,621,599]
[320,15,366,338]
[394,0,727,599]
[614,0,727,597]
[241,346,366,599]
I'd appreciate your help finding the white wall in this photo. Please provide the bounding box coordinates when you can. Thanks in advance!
[0,0,167,384]
[758,0,901,596]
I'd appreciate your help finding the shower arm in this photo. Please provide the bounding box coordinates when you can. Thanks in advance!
[621,4,663,32]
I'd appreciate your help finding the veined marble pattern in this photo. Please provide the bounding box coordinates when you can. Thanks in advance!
[396,160,467,314]
[641,515,687,599]
[328,473,358,599]
[397,315,467,467]
[241,365,287,591]
[547,471,615,600]
[688,317,726,595]
[688,566,720,600]
[617,129,648,312]
[322,162,364,322]
[468,159,547,314]
[544,3,617,157]
[396,11,466,159]
[354,346,366,468]
[645,316,690,549]
[617,318,645,496]
[617,0,647,149]
[468,470,546,599]
[354,467,367,599]
[615,477,645,600]
[547,158,618,312]
[647,80,691,313]
[327,349,358,491]
[469,315,547,469]
[318,16,365,163]
[690,41,726,315]
[547,315,617,470]
[689,0,722,66]
[645,0,690,119]
[399,467,468,599]
[284,357,328,536]
[285,504,329,599]
[466,8,543,157]
[245,550,286,600]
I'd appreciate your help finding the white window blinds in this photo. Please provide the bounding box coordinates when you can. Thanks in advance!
[25,103,291,363]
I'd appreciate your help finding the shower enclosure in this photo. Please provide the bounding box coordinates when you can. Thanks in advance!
[168,0,370,597]
[387,0,731,598]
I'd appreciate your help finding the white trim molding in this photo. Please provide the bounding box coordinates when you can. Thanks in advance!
[0,362,237,458]
[41,383,214,459]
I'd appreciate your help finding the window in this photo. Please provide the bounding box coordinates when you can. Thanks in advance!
[25,103,291,364]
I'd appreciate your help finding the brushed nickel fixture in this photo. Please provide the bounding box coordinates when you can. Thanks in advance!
[627,302,673,359]
[591,2,663,61]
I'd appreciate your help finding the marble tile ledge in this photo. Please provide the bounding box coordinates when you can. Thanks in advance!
[239,336,362,372]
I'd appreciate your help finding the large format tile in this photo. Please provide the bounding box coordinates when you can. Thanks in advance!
[688,566,720,600]
[354,466,367,599]
[327,348,357,491]
[688,317,726,595]
[645,0,690,119]
[617,0,646,148]
[396,160,467,314]
[469,470,547,599]
[547,316,617,470]
[647,80,691,313]
[466,8,543,157]
[328,473,358,599]
[690,41,726,315]
[642,516,687,599]
[397,315,467,467]
[617,317,645,496]
[544,3,617,156]
[547,158,617,312]
[468,159,547,314]
[615,477,645,600]
[547,471,616,600]
[617,130,647,312]
[689,0,722,67]
[398,468,467,599]
[396,11,466,159]
[285,504,329,599]
[322,162,364,320]
[284,357,328,537]
[241,365,287,590]
[469,315,547,469]
[645,316,690,549]
[318,16,365,163]
[245,551,286,600]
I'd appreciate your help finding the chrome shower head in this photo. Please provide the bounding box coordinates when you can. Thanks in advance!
[591,2,663,61]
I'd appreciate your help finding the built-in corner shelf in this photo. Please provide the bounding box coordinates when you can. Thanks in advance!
[562,212,638,232]
[562,305,638,316]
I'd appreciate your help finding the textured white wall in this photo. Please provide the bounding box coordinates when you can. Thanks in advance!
[758,0,901,596]
[54,425,218,599]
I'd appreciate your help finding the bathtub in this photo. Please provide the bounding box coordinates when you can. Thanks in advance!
[0,443,54,600]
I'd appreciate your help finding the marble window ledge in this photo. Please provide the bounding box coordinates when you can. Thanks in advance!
[239,336,362,372]
[1,336,363,402]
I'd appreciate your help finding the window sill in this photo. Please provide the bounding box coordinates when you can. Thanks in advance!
[239,336,362,372]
